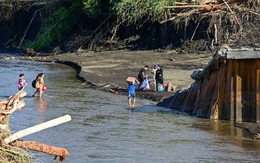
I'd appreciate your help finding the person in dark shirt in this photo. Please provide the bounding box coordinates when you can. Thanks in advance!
[137,65,149,88]
[155,65,163,86]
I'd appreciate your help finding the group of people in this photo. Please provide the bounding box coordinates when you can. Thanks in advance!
[18,73,46,98]
[127,64,164,109]
[137,65,163,91]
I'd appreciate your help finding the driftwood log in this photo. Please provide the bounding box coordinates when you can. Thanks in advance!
[0,86,71,162]
[6,115,71,162]
[4,115,71,144]
[15,140,69,162]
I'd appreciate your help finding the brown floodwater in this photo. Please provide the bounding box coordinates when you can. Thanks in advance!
[0,59,259,163]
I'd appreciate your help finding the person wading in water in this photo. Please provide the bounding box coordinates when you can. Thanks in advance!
[32,73,46,98]
[18,73,26,90]
[127,77,140,110]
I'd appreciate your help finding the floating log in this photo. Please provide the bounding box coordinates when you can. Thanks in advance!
[15,140,69,161]
[4,115,71,144]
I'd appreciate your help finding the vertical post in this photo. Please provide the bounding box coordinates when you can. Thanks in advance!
[256,69,260,123]
[230,76,235,121]
[225,60,233,121]
[235,75,242,122]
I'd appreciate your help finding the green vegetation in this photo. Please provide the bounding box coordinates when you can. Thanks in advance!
[29,0,175,50]
[82,0,114,17]
[0,145,32,163]
[28,0,82,50]
[113,0,175,25]
[81,0,175,24]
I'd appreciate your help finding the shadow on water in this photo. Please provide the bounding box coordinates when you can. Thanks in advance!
[134,105,172,113]
[0,58,260,162]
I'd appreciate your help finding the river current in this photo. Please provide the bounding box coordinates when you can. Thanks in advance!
[0,59,259,163]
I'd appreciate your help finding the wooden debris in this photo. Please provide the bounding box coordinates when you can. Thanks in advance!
[4,115,71,144]
[223,0,241,28]
[159,16,176,24]
[249,11,260,16]
[15,140,69,162]
[214,24,218,44]
[190,18,202,41]
[26,48,37,57]
[164,5,218,9]
[255,133,260,139]
[0,88,71,161]
[198,4,220,12]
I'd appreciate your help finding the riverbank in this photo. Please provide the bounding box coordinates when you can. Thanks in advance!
[18,50,212,101]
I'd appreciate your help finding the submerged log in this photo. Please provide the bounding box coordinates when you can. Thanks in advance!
[15,140,69,161]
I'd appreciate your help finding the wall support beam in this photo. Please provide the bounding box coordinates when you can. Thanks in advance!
[256,69,260,123]
[235,75,242,122]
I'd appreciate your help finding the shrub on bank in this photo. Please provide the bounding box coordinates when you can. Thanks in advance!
[28,0,175,50]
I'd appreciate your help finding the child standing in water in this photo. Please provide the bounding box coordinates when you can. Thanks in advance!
[127,77,140,109]
[35,73,45,98]
[18,74,26,90]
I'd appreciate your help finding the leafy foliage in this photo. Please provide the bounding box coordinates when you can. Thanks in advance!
[113,0,175,25]
[82,0,117,17]
[29,0,176,50]
[28,0,82,50]
[82,0,102,17]
[81,0,175,24]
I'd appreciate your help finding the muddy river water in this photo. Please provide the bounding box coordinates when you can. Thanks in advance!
[0,59,259,163]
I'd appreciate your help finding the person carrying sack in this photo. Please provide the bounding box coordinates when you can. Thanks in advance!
[126,77,140,109]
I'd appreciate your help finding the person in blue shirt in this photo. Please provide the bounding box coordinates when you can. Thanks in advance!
[128,78,140,109]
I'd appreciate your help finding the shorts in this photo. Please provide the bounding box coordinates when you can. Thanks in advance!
[127,93,136,99]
